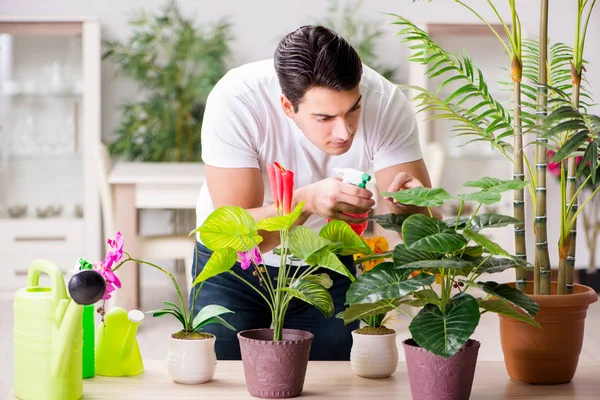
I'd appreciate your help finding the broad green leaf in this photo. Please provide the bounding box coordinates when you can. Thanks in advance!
[456,191,501,205]
[256,202,304,232]
[463,177,528,193]
[380,187,452,207]
[342,299,403,324]
[462,246,484,257]
[193,247,238,284]
[409,293,480,358]
[288,226,332,262]
[552,130,589,163]
[280,278,335,317]
[393,243,440,266]
[369,213,412,232]
[479,300,540,327]
[195,315,236,331]
[309,248,355,281]
[406,289,441,307]
[477,281,539,316]
[444,216,470,230]
[346,263,434,304]
[354,251,392,266]
[147,307,186,327]
[303,273,333,289]
[467,214,521,231]
[193,206,262,251]
[403,214,468,253]
[465,256,526,274]
[463,229,509,256]
[398,259,474,273]
[193,304,235,331]
[320,220,372,255]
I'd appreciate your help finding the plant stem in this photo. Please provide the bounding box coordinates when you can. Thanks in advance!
[229,270,274,314]
[455,200,465,230]
[536,0,551,296]
[455,0,512,57]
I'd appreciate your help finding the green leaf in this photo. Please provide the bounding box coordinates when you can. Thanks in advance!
[368,213,412,232]
[456,191,502,205]
[552,130,589,163]
[465,256,526,274]
[320,220,372,255]
[463,229,509,256]
[280,278,335,317]
[346,263,434,304]
[444,216,470,230]
[193,304,235,331]
[544,120,587,139]
[467,214,521,231]
[393,243,441,266]
[409,293,480,358]
[577,144,598,184]
[196,315,236,331]
[309,248,355,281]
[463,177,528,193]
[342,299,402,324]
[288,226,332,262]
[147,307,186,327]
[477,281,539,316]
[193,247,238,284]
[479,300,540,327]
[193,206,262,251]
[380,187,452,207]
[403,214,468,253]
[408,288,441,307]
[303,273,333,289]
[256,202,304,232]
[398,258,474,273]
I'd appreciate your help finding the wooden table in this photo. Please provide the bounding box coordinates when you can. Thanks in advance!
[8,360,600,399]
[108,162,205,310]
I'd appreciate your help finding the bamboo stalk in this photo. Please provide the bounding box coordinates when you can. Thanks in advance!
[536,0,551,295]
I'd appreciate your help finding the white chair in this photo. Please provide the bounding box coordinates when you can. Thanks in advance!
[96,143,196,310]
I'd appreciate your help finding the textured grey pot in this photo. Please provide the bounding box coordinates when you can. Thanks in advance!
[403,338,480,400]
[238,328,313,399]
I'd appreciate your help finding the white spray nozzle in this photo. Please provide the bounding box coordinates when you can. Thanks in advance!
[334,168,371,188]
[128,309,145,324]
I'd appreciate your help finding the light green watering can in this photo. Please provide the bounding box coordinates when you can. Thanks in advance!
[13,260,106,400]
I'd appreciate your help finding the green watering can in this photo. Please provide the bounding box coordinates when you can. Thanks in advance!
[13,260,106,400]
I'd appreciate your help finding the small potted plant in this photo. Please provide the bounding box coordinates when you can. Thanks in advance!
[342,179,540,400]
[190,161,372,398]
[95,232,235,384]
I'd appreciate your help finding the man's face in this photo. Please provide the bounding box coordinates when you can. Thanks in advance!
[281,86,362,155]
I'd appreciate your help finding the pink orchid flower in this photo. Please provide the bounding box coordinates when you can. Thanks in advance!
[267,162,295,215]
[238,247,263,270]
[547,150,585,178]
[94,231,124,300]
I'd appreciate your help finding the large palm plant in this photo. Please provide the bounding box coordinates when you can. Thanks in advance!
[398,0,598,295]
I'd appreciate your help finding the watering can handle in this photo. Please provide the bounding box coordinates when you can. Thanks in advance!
[27,259,68,305]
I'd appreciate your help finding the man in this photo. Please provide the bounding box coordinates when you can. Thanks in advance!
[192,25,436,360]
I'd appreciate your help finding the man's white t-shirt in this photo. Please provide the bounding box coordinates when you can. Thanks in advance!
[196,59,423,267]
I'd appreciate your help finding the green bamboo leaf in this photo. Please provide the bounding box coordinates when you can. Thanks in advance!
[193,304,235,331]
[380,187,452,207]
[403,214,467,253]
[342,299,403,324]
[193,206,262,251]
[393,243,441,265]
[368,213,412,232]
[477,281,539,317]
[544,120,587,139]
[577,144,597,183]
[193,247,238,284]
[256,202,304,232]
[288,226,332,262]
[479,300,539,327]
[409,293,480,358]
[463,229,509,256]
[552,130,589,162]
[346,263,434,304]
[280,278,335,317]
[320,220,372,255]
[456,191,502,205]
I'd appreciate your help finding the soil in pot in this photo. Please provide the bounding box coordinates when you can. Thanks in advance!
[171,330,213,340]
[354,326,396,335]
[238,328,313,399]
[351,326,398,378]
[403,338,480,400]
[499,281,598,384]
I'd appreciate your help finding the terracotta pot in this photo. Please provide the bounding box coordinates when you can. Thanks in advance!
[499,281,597,384]
[350,330,398,378]
[238,328,313,399]
[403,338,480,400]
[167,334,216,384]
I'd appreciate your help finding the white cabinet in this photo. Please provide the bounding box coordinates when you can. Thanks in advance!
[0,18,101,290]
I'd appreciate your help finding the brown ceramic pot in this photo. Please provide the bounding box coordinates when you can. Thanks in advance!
[238,328,313,398]
[403,338,480,400]
[499,281,597,384]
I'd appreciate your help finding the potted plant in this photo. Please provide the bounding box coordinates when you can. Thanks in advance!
[190,162,372,398]
[392,0,599,383]
[342,181,540,400]
[93,232,235,384]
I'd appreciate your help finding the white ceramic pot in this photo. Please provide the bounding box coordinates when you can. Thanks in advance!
[350,330,398,378]
[167,334,217,384]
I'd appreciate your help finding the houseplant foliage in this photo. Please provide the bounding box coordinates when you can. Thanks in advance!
[343,181,539,399]
[396,0,599,384]
[190,162,371,397]
[103,0,231,162]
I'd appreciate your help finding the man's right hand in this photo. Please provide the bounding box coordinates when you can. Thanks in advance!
[298,178,375,223]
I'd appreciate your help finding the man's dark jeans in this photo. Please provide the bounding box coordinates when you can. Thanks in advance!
[189,241,360,360]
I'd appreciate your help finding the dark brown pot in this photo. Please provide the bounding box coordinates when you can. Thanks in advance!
[238,328,313,399]
[403,338,480,400]
[499,281,598,384]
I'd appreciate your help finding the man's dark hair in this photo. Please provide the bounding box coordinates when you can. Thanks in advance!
[274,25,362,111]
